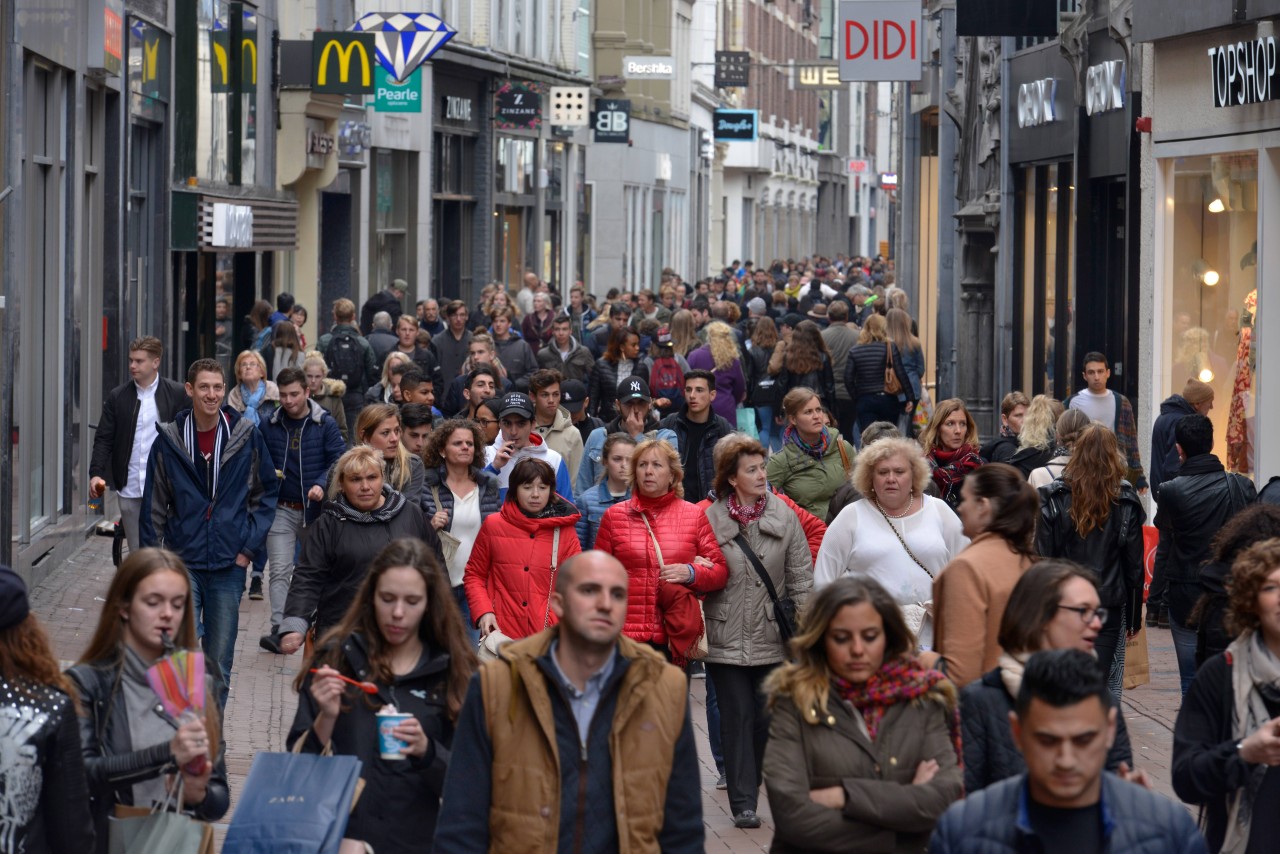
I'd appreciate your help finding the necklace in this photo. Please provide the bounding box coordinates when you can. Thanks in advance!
[875,493,914,519]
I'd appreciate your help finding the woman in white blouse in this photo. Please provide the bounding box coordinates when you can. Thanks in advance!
[814,436,969,648]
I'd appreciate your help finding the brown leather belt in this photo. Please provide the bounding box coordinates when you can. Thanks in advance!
[279,499,305,511]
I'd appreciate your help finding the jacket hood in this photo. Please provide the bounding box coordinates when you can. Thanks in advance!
[498,494,581,531]
[322,377,347,397]
[1160,394,1195,416]
[493,328,525,341]
[324,484,408,523]
[268,398,329,426]
[341,631,450,685]
[545,407,574,433]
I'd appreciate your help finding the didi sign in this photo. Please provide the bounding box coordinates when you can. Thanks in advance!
[375,65,422,113]
[837,0,923,82]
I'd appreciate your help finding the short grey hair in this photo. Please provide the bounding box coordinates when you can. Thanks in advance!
[852,437,932,499]
[372,311,393,329]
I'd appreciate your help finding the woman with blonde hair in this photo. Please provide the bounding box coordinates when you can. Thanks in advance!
[1028,408,1091,489]
[886,308,924,431]
[227,349,279,425]
[919,398,983,510]
[366,350,414,404]
[762,576,963,852]
[1007,393,1065,477]
[687,320,747,423]
[668,308,699,358]
[1037,424,1145,700]
[302,352,348,442]
[354,403,426,505]
[815,437,968,647]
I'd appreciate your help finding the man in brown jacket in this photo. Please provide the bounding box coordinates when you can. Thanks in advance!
[433,551,703,853]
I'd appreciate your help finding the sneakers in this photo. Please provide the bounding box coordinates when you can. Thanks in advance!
[249,576,264,600]
[733,810,762,829]
[715,773,727,790]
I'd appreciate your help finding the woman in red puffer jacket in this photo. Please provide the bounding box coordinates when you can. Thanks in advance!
[465,458,582,640]
[594,438,728,660]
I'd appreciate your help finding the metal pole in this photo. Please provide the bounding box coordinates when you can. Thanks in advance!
[935,5,959,401]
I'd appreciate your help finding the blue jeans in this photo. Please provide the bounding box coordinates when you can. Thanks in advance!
[189,566,246,710]
[856,392,903,436]
[757,405,779,452]
[453,585,480,647]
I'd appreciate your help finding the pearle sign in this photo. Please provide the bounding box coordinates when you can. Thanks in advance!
[1208,35,1279,108]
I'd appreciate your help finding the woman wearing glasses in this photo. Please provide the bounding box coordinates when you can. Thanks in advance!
[959,560,1147,793]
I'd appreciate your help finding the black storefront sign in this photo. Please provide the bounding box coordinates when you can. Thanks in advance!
[494,83,542,130]
[713,109,758,142]
[957,0,1057,37]
[715,51,751,87]
[1209,36,1280,108]
[312,33,376,95]
[592,99,630,143]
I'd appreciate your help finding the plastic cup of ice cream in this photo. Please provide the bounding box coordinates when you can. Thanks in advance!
[376,710,412,760]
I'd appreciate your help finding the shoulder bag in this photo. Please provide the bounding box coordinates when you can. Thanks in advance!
[732,533,798,642]
[430,485,462,566]
[871,500,934,640]
[640,512,708,659]
[882,343,903,396]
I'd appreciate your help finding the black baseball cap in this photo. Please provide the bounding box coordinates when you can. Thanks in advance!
[617,376,651,402]
[560,380,588,413]
[497,392,535,420]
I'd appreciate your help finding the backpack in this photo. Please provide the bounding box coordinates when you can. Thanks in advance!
[649,356,685,414]
[324,330,367,394]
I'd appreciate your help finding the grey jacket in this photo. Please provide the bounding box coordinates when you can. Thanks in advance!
[703,492,813,667]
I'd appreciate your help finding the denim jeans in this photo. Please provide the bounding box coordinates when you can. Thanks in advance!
[856,393,904,436]
[265,505,304,628]
[1168,581,1202,695]
[189,566,246,710]
[453,585,479,647]
[757,405,779,452]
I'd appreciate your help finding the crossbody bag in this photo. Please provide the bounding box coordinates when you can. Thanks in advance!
[732,533,798,642]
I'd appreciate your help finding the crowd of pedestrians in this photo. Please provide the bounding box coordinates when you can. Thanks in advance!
[0,255,1259,851]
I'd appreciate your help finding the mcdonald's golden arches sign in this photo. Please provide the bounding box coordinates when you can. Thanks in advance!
[312,33,376,95]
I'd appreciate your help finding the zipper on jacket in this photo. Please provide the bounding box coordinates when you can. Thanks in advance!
[573,744,588,854]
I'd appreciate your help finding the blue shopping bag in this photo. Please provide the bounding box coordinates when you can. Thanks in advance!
[223,748,363,854]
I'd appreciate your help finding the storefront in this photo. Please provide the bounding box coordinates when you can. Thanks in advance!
[1143,16,1280,479]
[432,70,487,302]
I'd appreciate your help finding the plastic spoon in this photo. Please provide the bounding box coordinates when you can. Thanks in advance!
[309,668,380,695]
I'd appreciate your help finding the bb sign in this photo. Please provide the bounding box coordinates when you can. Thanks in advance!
[1208,35,1279,108]
[838,1,923,82]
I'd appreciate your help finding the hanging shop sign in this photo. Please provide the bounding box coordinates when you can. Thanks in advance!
[374,64,422,112]
[838,1,923,82]
[592,99,631,143]
[550,86,591,126]
[794,62,843,90]
[713,109,758,142]
[957,0,1057,37]
[312,32,376,94]
[1017,78,1059,127]
[880,172,899,189]
[494,81,543,130]
[1085,60,1125,115]
[848,158,872,174]
[210,204,254,249]
[623,55,676,80]
[715,51,751,87]
[1208,35,1279,108]
[351,12,457,82]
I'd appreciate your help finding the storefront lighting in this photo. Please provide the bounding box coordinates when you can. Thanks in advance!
[1193,259,1219,286]
[1202,269,1220,286]
[1199,368,1215,383]
[1208,197,1226,213]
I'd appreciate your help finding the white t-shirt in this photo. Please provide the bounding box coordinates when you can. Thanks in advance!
[813,496,970,648]
[1070,388,1117,428]
[447,488,482,588]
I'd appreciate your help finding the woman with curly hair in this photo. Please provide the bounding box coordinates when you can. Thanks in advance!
[1174,538,1280,853]
[773,320,836,412]
[687,320,747,423]
[478,287,521,328]
[919,397,984,510]
[1192,505,1280,665]
[1006,393,1065,477]
[1036,424,1144,702]
[762,576,963,851]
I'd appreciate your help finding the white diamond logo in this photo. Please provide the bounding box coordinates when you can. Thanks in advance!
[351,12,457,83]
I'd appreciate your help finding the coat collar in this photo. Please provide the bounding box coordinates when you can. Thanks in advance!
[706,492,789,541]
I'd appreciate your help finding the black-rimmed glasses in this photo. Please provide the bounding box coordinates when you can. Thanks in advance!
[1056,605,1108,625]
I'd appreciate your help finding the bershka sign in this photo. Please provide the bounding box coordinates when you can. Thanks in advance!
[1208,35,1280,108]
[713,109,758,142]
[1085,60,1125,115]
[623,56,675,80]
[838,1,923,82]
[1017,78,1058,127]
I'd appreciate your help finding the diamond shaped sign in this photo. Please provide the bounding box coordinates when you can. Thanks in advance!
[549,86,590,126]
[351,12,457,83]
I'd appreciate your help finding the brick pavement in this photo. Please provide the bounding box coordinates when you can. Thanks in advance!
[33,531,1186,851]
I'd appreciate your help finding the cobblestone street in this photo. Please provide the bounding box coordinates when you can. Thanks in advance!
[35,532,1186,851]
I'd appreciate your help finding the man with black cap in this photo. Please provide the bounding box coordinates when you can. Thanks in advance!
[575,377,679,496]
[483,391,574,501]
[560,379,603,448]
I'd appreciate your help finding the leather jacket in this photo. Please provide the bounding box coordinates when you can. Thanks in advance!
[1154,455,1256,587]
[67,654,229,853]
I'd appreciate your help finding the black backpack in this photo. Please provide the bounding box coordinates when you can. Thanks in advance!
[325,330,367,394]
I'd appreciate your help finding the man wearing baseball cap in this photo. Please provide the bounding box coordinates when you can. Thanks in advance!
[484,391,574,501]
[559,379,604,448]
[574,377,678,496]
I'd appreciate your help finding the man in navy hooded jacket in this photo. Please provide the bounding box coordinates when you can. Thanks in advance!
[141,358,279,708]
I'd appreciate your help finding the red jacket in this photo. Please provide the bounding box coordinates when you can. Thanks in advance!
[464,496,582,639]
[593,490,728,645]
[695,488,826,563]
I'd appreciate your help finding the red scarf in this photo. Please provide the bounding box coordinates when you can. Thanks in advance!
[929,444,983,495]
[726,493,767,526]
[831,657,963,766]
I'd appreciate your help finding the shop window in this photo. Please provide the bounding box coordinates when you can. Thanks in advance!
[434,133,476,196]
[1016,162,1075,397]
[496,136,534,196]
[373,149,412,290]
[1167,153,1258,473]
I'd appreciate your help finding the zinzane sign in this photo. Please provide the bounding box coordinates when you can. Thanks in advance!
[838,1,923,82]
[1085,60,1125,115]
[1208,35,1280,108]
[1017,78,1058,128]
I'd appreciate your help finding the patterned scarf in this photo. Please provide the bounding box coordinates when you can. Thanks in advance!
[929,445,983,499]
[1222,631,1280,853]
[831,656,963,766]
[726,493,767,526]
[784,425,830,461]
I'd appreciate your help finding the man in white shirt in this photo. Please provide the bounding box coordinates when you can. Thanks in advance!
[484,392,575,501]
[89,337,188,552]
[1065,351,1148,492]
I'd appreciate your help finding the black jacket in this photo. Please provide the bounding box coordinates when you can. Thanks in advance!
[1037,479,1146,617]
[658,411,734,503]
[1007,444,1054,478]
[1153,455,1256,622]
[776,353,837,410]
[1150,394,1197,497]
[1194,560,1234,666]
[743,344,776,407]
[67,655,229,853]
[587,356,652,423]
[979,433,1019,464]
[361,288,404,334]
[289,633,457,853]
[281,487,441,639]
[960,667,1132,794]
[89,377,189,491]
[844,341,913,403]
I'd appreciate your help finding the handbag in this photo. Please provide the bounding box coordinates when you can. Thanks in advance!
[222,736,364,854]
[477,528,561,663]
[109,777,214,854]
[732,533,798,642]
[640,513,709,659]
[882,343,903,395]
[430,486,462,566]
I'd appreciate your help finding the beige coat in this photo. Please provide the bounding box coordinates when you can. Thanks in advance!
[704,493,813,667]
[535,406,584,482]
[763,685,963,853]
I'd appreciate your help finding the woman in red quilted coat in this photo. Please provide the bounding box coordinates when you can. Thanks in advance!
[594,438,728,661]
[465,458,582,640]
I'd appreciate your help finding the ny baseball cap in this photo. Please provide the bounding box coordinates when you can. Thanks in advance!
[560,380,588,413]
[617,376,652,403]
[497,392,535,420]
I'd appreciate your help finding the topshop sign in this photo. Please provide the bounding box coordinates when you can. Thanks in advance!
[1208,35,1279,108]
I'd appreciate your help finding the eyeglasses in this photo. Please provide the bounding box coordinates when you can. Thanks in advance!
[1056,605,1108,625]
[475,418,499,426]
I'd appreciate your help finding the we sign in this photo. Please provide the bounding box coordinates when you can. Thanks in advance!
[838,1,923,82]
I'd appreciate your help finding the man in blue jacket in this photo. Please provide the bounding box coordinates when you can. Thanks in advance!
[141,358,279,708]
[930,650,1206,854]
[257,367,346,654]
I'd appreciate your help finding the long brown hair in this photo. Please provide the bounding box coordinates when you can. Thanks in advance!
[752,316,779,349]
[1062,424,1127,536]
[603,327,636,363]
[784,321,828,375]
[998,560,1100,654]
[302,539,478,719]
[0,614,78,704]
[964,463,1039,558]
